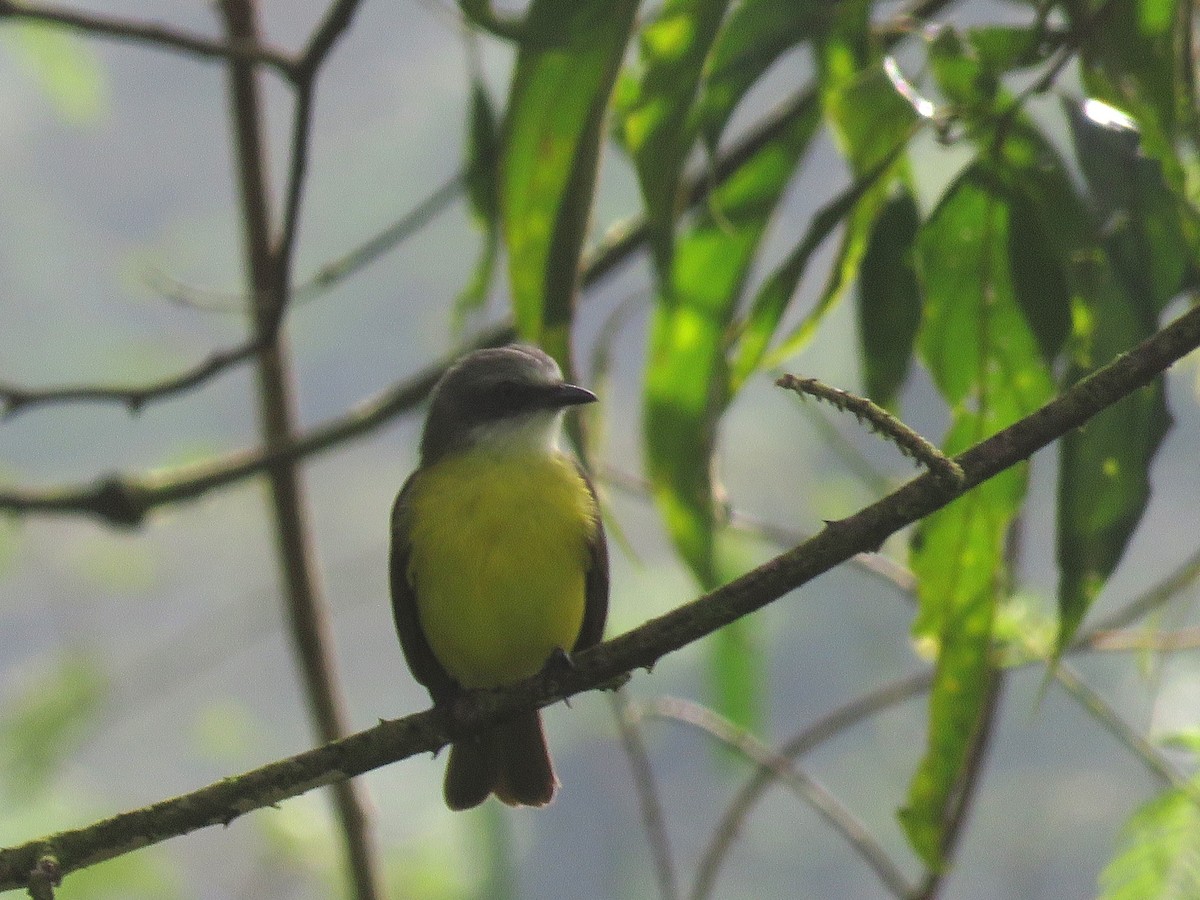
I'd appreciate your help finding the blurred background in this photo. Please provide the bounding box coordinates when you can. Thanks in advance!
[1,1,1198,898]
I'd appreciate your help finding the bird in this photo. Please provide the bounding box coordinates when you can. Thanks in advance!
[390,344,608,810]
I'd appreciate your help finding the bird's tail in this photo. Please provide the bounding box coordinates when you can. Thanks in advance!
[444,711,557,810]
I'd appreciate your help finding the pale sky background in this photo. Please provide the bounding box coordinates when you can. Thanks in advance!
[1,2,1199,899]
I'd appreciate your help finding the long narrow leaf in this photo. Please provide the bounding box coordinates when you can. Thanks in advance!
[618,0,732,271]
[901,166,1053,867]
[645,109,816,589]
[501,0,639,365]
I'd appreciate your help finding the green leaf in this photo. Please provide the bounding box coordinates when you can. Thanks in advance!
[916,167,1053,415]
[742,32,920,380]
[1055,257,1170,652]
[1065,96,1190,313]
[986,122,1175,655]
[707,530,767,729]
[67,850,183,900]
[500,0,639,364]
[1005,185,1071,363]
[709,618,762,732]
[644,106,815,587]
[694,0,825,151]
[733,132,903,385]
[1099,778,1200,900]
[1073,0,1181,184]
[966,24,1047,75]
[0,654,107,798]
[824,62,920,173]
[927,26,1006,125]
[454,76,502,328]
[857,188,921,409]
[459,0,526,41]
[901,166,1053,867]
[4,25,109,124]
[617,0,732,271]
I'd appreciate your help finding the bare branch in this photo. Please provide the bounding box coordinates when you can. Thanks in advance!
[0,336,265,419]
[690,671,934,900]
[273,0,365,299]
[0,1,295,76]
[0,325,508,526]
[612,691,679,900]
[1084,626,1200,652]
[297,0,364,78]
[645,697,916,899]
[0,291,1195,895]
[219,0,382,896]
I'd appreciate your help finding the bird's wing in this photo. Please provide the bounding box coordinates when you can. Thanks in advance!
[390,472,458,704]
[573,462,609,652]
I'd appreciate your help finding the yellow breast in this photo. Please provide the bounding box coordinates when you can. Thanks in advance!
[405,450,596,688]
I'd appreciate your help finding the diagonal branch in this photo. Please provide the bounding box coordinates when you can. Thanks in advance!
[219,0,381,897]
[0,0,294,75]
[645,697,916,899]
[0,336,267,419]
[0,326,505,526]
[0,83,817,515]
[0,293,1196,896]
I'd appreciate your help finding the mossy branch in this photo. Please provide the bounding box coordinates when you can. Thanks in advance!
[1,301,1197,895]
[775,375,966,491]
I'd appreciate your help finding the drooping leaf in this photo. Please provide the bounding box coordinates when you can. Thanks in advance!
[742,49,919,379]
[644,107,816,588]
[501,0,639,365]
[901,166,1053,867]
[731,127,903,386]
[857,188,922,409]
[694,0,826,151]
[1072,0,1182,185]
[1005,185,1072,363]
[824,61,920,173]
[458,0,526,42]
[617,0,732,271]
[999,117,1176,655]
[981,119,1176,656]
[1099,778,1200,900]
[707,530,768,730]
[454,75,502,328]
[0,654,108,798]
[4,25,109,124]
[1055,257,1170,653]
[966,24,1049,75]
[1065,96,1191,313]
[709,618,761,733]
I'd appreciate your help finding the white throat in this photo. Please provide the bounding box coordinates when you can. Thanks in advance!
[469,409,564,456]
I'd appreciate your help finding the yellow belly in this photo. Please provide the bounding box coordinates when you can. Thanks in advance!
[405,450,595,689]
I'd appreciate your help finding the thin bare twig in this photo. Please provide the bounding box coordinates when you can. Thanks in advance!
[776,376,965,492]
[0,337,265,418]
[1052,662,1190,790]
[642,697,917,900]
[220,2,381,899]
[146,170,465,311]
[272,0,364,305]
[1084,625,1200,652]
[690,671,934,900]
[611,691,679,900]
[0,0,294,75]
[0,77,821,510]
[0,299,1198,890]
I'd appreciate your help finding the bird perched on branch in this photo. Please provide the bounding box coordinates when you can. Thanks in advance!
[390,344,608,809]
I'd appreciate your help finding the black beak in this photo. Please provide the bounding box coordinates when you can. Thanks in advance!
[548,382,598,408]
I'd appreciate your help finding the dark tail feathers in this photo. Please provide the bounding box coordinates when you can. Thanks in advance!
[444,711,557,811]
